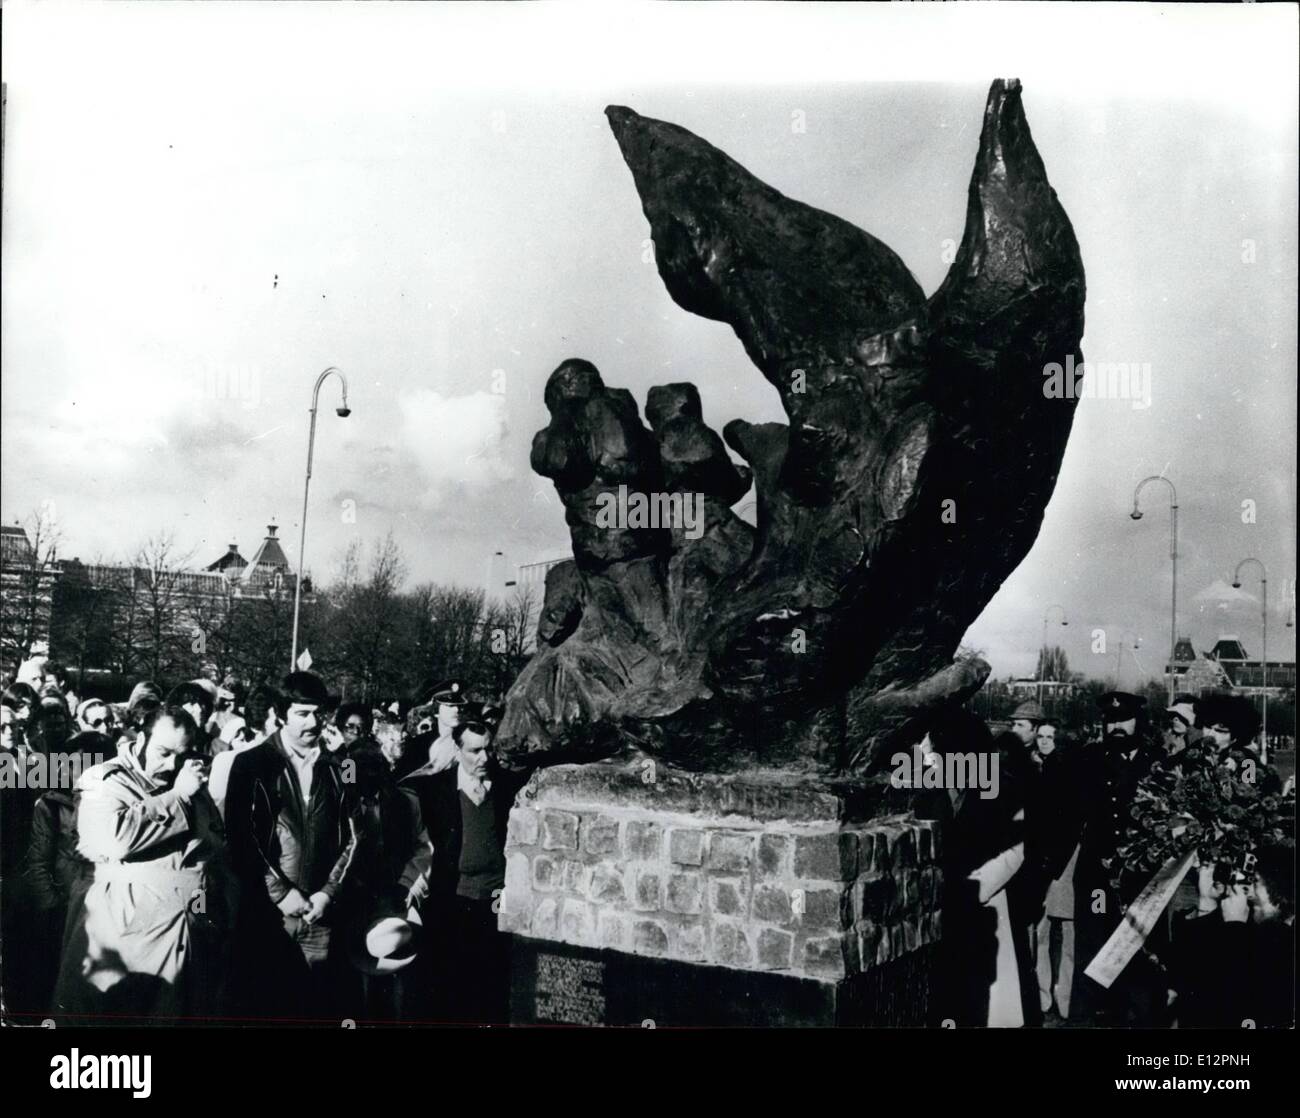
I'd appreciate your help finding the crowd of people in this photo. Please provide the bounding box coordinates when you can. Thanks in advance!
[0,655,1294,1029]
[1,656,524,1025]
[913,690,1294,1029]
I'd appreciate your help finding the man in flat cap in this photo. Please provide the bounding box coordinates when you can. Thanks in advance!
[1070,690,1166,1025]
[395,679,466,780]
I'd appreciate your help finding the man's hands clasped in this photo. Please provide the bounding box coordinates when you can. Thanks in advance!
[276,887,332,923]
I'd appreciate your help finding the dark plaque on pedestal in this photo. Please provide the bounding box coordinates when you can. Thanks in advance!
[510,937,934,1027]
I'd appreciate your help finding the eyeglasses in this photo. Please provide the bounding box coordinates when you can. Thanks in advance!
[344,723,365,734]
[89,718,109,730]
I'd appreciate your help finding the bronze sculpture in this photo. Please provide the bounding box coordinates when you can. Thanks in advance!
[497,80,1085,778]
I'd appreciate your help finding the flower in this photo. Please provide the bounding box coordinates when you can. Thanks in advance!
[1111,747,1295,893]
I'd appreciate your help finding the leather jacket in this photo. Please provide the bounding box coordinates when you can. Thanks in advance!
[224,731,360,906]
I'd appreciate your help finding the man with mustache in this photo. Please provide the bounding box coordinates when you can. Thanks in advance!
[1069,690,1167,1026]
[53,705,231,1023]
[224,671,362,1021]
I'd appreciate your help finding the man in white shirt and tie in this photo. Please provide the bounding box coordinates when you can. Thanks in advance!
[401,702,531,1023]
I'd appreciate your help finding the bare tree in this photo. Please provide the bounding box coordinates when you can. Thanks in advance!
[0,504,63,674]
[131,532,198,685]
[185,575,245,682]
[482,583,537,700]
[227,575,296,685]
[329,533,408,704]
[426,585,488,690]
[1035,645,1071,683]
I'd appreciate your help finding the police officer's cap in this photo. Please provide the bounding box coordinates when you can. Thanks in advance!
[424,679,467,707]
[1097,690,1146,720]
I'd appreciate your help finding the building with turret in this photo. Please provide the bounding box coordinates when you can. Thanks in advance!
[1165,634,1294,697]
[1205,635,1296,698]
[2,521,305,683]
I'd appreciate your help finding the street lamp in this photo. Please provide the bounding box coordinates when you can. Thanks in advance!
[1116,630,1141,689]
[1231,557,1267,762]
[1039,604,1069,706]
[290,367,351,672]
[1130,475,1178,702]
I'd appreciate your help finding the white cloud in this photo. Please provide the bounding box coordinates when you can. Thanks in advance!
[1194,579,1258,606]
[397,389,514,507]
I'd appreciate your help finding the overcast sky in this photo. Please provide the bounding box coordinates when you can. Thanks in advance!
[2,2,1296,681]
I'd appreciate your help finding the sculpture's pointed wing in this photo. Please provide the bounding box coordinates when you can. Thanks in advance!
[606,105,927,385]
[927,78,1086,380]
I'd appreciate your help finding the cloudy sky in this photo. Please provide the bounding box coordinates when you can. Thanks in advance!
[2,2,1296,681]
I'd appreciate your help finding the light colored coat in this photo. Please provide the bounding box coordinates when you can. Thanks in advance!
[52,749,231,1022]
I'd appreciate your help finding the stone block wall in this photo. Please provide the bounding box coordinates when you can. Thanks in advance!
[500,762,942,984]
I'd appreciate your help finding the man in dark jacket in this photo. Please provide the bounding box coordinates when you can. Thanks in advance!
[1070,690,1166,1026]
[224,671,362,1022]
[25,730,112,1012]
[994,700,1049,1026]
[1,702,40,1019]
[401,703,529,1024]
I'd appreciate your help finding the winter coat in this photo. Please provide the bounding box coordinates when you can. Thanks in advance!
[52,749,232,1023]
[25,789,93,911]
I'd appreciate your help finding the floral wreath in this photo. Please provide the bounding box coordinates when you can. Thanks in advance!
[1110,742,1295,890]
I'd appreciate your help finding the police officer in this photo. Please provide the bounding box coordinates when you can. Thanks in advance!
[396,680,467,780]
[1070,690,1167,1026]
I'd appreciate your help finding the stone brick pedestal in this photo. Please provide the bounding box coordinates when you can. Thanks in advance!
[500,759,941,1026]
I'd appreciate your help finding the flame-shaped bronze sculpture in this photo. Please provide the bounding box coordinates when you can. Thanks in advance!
[497,80,1085,778]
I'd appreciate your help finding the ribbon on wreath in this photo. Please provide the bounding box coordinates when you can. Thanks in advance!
[1083,848,1196,989]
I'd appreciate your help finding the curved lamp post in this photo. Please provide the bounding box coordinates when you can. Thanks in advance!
[1039,604,1069,706]
[290,367,351,671]
[1231,557,1267,762]
[1130,475,1178,701]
